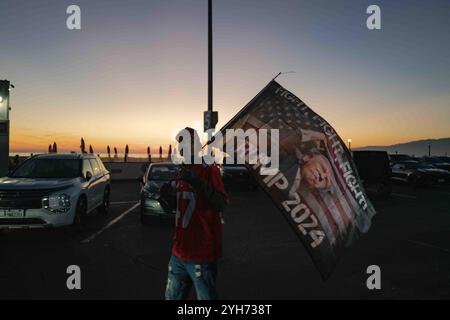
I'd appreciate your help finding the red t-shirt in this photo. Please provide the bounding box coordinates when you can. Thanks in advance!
[172,164,228,262]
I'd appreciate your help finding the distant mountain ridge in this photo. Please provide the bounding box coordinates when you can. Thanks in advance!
[354,137,450,157]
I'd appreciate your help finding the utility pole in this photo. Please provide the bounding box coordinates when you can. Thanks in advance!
[0,80,12,177]
[208,0,212,115]
[204,0,218,135]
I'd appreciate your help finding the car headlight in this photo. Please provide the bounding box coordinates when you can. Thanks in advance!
[42,194,71,213]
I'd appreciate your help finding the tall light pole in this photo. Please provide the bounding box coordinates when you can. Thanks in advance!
[208,0,212,115]
[0,80,12,177]
[348,138,352,151]
[204,0,218,135]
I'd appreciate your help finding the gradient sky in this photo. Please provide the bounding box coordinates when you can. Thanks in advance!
[1,0,449,154]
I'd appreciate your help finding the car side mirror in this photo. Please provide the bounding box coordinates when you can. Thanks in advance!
[85,171,93,181]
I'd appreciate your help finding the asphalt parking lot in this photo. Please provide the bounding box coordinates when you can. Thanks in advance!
[0,181,449,299]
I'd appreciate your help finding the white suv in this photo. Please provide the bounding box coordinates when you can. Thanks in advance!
[0,153,111,229]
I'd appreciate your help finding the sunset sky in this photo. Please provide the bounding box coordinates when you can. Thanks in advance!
[1,0,449,154]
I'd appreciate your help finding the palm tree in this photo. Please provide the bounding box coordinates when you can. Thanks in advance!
[53,142,57,153]
[147,146,151,163]
[114,147,118,160]
[107,145,111,159]
[159,146,162,160]
[124,145,129,163]
[89,145,94,154]
[168,144,172,160]
[48,144,52,153]
[80,138,86,154]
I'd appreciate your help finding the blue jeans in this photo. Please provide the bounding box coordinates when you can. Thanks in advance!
[165,254,219,300]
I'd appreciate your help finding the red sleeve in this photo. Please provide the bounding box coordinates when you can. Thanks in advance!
[210,165,229,204]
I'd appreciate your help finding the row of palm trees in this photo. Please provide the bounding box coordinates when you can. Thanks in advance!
[47,138,172,163]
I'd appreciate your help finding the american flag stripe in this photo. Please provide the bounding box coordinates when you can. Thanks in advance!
[325,142,361,223]
[312,193,341,240]
[320,192,347,234]
[332,195,350,228]
[302,192,337,246]
[326,143,370,233]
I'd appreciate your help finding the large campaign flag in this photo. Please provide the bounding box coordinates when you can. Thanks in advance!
[216,80,376,279]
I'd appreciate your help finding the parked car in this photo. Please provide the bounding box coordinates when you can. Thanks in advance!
[388,154,415,166]
[352,151,392,198]
[220,164,258,191]
[140,162,178,224]
[391,161,450,187]
[437,156,450,163]
[420,156,450,171]
[0,153,111,230]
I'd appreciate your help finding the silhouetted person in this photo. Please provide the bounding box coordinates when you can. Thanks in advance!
[80,138,86,154]
[10,155,20,171]
[125,145,129,163]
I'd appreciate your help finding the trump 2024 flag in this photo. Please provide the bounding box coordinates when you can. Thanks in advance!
[217,80,376,279]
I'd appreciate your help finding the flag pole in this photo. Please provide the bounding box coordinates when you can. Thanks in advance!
[272,72,282,81]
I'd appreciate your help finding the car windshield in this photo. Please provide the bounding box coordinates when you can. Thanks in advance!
[11,159,81,179]
[148,166,178,181]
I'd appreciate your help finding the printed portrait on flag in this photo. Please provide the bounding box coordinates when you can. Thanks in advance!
[216,81,376,279]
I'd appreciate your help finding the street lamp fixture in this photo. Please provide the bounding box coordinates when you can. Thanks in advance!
[348,138,352,150]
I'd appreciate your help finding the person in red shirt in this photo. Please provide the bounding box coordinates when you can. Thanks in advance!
[165,127,229,300]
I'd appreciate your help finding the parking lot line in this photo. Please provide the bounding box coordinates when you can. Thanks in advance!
[391,193,417,199]
[81,202,140,244]
[408,240,450,254]
[110,201,140,206]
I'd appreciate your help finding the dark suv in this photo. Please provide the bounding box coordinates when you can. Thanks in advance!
[352,151,392,199]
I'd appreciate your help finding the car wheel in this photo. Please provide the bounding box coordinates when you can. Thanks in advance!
[73,196,87,226]
[99,187,110,215]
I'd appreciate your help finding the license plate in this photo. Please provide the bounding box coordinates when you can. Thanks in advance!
[2,209,25,218]
[438,179,445,183]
